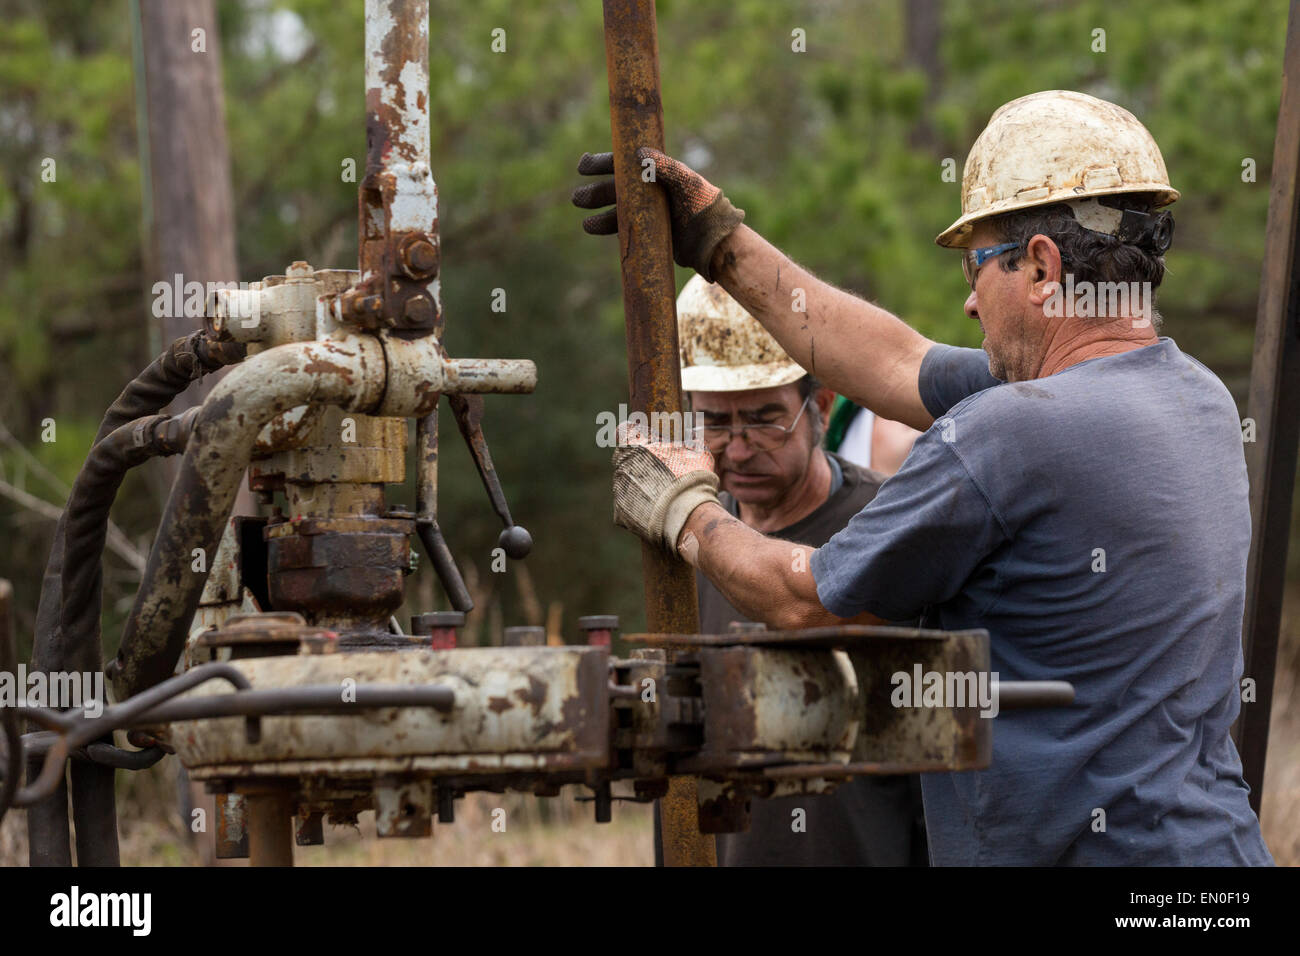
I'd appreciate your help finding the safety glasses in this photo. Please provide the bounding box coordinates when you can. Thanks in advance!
[962,241,1023,290]
[693,394,815,452]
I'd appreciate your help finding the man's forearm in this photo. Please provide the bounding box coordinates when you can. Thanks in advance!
[709,225,937,431]
[677,501,881,630]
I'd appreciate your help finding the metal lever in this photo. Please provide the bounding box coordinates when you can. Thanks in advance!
[992,680,1075,710]
[416,518,474,613]
[415,411,474,613]
[448,393,532,559]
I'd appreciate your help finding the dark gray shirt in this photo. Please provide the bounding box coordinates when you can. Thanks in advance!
[700,453,928,866]
[811,339,1273,865]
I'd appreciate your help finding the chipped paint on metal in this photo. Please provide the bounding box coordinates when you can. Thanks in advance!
[163,647,610,772]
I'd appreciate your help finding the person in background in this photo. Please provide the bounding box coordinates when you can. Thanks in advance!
[824,397,919,476]
[663,275,927,866]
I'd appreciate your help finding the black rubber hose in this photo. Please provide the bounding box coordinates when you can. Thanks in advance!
[0,580,18,826]
[57,410,195,867]
[80,744,166,770]
[59,412,196,675]
[27,331,242,867]
[38,332,245,672]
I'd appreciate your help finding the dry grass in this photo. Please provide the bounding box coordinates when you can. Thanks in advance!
[1261,615,1300,866]
[0,776,653,866]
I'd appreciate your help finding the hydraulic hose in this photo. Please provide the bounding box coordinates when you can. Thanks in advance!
[109,335,387,699]
[27,331,242,866]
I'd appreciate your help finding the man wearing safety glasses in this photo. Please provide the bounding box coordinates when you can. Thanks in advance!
[575,90,1272,865]
[666,275,927,866]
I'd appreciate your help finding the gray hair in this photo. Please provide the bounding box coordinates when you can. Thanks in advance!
[991,193,1172,331]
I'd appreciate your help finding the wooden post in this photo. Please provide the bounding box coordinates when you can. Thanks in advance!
[1237,0,1300,816]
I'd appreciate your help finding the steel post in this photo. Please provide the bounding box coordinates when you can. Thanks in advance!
[246,790,295,867]
[601,0,715,867]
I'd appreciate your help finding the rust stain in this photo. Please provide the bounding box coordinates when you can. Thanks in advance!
[802,679,821,706]
[512,675,548,717]
[303,358,355,383]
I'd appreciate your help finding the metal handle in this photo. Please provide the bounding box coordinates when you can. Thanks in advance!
[993,680,1075,710]
[449,394,532,559]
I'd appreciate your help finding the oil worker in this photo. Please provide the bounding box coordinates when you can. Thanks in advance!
[668,274,926,866]
[575,90,1273,864]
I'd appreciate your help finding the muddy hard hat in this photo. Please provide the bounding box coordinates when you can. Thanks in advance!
[936,89,1180,249]
[676,275,807,392]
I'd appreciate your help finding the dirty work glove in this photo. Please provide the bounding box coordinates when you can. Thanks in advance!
[572,148,745,282]
[612,421,720,553]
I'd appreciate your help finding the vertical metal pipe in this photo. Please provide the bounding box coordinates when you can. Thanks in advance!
[361,0,437,311]
[417,407,475,612]
[416,411,438,522]
[27,551,72,865]
[1236,0,1300,814]
[601,0,715,867]
[70,765,120,865]
[364,0,431,171]
[246,791,295,867]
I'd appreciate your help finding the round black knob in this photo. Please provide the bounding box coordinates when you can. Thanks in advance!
[498,525,532,559]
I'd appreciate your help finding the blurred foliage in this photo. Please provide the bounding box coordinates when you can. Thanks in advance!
[0,0,1291,657]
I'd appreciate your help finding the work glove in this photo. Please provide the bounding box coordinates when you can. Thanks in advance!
[611,421,720,553]
[572,147,745,282]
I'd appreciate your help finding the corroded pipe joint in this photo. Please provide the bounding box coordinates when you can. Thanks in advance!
[267,517,413,633]
[374,333,537,417]
[111,335,387,699]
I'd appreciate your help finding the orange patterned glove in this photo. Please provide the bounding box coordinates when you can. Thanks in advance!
[611,421,719,552]
[572,148,745,281]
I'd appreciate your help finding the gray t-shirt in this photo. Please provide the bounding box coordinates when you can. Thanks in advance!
[810,338,1273,865]
[701,453,928,866]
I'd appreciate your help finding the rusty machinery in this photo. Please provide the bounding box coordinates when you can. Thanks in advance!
[0,0,1079,866]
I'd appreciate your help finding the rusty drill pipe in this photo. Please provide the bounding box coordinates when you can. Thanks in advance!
[246,791,295,867]
[357,0,442,335]
[1236,0,1300,812]
[364,0,430,176]
[601,0,715,866]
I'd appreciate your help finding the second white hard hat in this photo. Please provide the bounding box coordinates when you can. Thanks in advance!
[676,275,806,392]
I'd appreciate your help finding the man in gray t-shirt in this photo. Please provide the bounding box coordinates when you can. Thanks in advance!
[584,90,1273,864]
[813,339,1269,863]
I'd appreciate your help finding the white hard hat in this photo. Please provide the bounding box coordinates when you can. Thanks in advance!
[676,275,806,392]
[936,90,1180,249]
